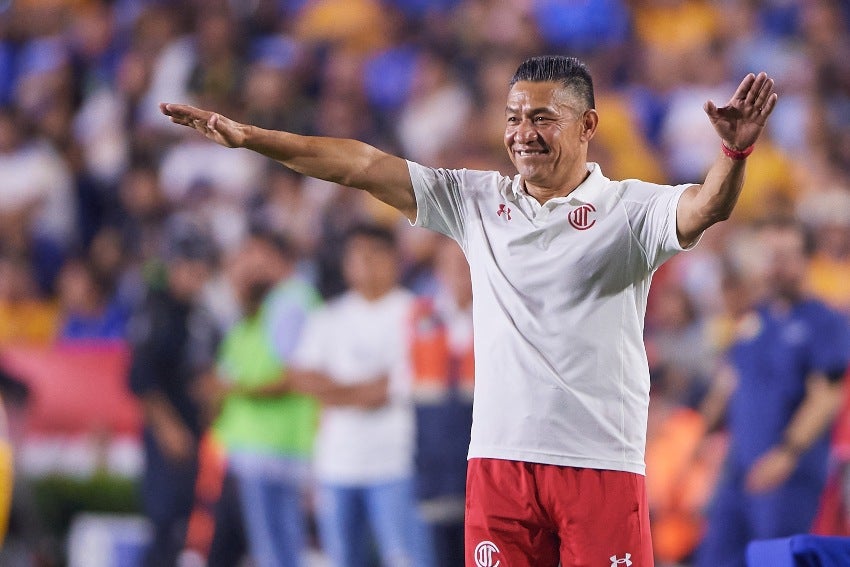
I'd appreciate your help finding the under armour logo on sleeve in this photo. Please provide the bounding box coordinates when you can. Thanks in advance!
[610,553,632,566]
[497,203,511,221]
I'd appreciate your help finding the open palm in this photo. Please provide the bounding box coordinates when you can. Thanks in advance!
[159,103,246,148]
[704,72,778,150]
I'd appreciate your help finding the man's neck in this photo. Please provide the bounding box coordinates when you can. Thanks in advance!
[523,166,591,205]
[768,291,804,314]
[356,285,395,302]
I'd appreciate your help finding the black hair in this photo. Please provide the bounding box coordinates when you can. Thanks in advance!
[509,55,595,110]
[344,223,397,251]
[753,216,816,258]
[248,226,298,261]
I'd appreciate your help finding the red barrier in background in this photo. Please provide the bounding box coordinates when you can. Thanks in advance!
[0,342,141,437]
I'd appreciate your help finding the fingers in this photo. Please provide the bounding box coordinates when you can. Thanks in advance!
[159,103,212,127]
[732,73,755,101]
[760,92,779,118]
[744,72,768,106]
[752,75,775,108]
[703,99,719,118]
[730,71,778,121]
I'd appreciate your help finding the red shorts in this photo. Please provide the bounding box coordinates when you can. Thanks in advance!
[465,458,653,567]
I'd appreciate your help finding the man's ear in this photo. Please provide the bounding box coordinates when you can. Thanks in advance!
[581,109,599,142]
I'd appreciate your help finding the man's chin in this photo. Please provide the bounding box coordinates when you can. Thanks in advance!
[517,169,548,184]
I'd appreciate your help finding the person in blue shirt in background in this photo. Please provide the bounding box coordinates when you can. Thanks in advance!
[698,218,850,567]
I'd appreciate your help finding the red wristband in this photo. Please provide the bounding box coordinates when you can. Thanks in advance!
[721,142,754,160]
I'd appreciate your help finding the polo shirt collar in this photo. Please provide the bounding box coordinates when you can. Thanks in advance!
[508,162,606,205]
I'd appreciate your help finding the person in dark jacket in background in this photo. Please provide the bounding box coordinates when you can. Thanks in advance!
[128,227,220,567]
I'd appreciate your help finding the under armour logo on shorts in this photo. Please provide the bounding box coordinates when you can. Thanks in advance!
[610,553,633,566]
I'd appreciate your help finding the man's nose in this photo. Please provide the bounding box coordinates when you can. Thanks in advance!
[514,120,538,143]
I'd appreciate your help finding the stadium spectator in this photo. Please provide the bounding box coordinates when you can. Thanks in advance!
[127,226,220,567]
[161,53,777,566]
[206,229,322,567]
[0,254,58,346]
[410,237,473,567]
[0,107,73,294]
[646,283,714,408]
[291,224,421,567]
[396,51,473,166]
[55,257,128,341]
[799,188,850,315]
[697,219,850,567]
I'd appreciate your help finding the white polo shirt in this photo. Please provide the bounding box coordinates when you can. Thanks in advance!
[293,288,415,484]
[409,161,694,474]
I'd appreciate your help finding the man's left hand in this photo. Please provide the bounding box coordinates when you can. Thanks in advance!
[704,72,778,150]
[745,445,797,493]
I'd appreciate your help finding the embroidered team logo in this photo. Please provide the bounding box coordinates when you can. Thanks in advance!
[568,203,596,230]
[474,541,501,567]
[497,203,512,221]
[610,553,633,566]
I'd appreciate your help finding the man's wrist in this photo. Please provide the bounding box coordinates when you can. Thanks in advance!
[779,438,806,458]
[721,142,755,160]
[237,124,255,149]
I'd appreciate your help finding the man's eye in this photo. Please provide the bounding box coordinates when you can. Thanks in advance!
[534,116,548,123]
[507,116,518,123]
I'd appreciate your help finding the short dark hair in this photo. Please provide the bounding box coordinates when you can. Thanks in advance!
[344,223,397,251]
[509,55,595,110]
[754,216,816,257]
[248,226,298,261]
[165,228,218,266]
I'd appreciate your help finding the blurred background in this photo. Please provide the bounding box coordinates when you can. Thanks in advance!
[0,0,849,565]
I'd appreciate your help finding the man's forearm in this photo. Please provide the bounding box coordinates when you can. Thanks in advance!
[241,126,416,218]
[320,378,389,409]
[142,391,183,430]
[287,369,389,408]
[698,155,747,225]
[781,374,844,456]
[677,155,747,246]
[244,127,373,185]
[700,365,737,433]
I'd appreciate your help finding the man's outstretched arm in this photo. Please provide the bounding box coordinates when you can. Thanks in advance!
[676,72,779,246]
[159,103,417,221]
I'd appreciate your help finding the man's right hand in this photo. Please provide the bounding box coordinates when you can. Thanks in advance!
[154,416,195,464]
[143,392,196,464]
[160,103,247,148]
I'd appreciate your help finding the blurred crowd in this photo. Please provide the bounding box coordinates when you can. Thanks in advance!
[1,0,850,565]
[1,0,850,347]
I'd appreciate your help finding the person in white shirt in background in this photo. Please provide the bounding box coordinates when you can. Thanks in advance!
[291,224,421,567]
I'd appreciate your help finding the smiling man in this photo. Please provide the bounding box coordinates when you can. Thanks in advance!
[161,55,777,567]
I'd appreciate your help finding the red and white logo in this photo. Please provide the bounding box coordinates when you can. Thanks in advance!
[474,540,501,567]
[497,203,511,221]
[568,203,596,230]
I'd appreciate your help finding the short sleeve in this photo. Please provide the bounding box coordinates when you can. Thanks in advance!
[264,284,321,363]
[625,182,697,271]
[407,160,467,243]
[291,309,327,372]
[810,308,850,377]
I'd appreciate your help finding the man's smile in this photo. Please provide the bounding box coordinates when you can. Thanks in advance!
[514,146,550,157]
